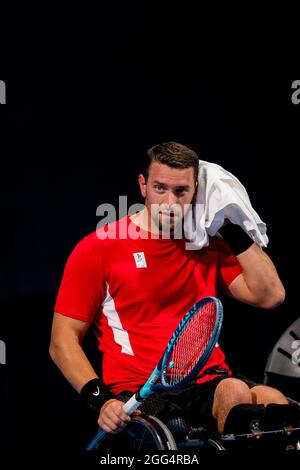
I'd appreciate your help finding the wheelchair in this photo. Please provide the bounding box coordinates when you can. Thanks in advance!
[85,318,300,452]
[89,399,300,452]
[89,414,226,452]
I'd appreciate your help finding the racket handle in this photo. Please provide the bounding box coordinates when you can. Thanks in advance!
[86,393,143,450]
[86,428,107,450]
[123,393,143,414]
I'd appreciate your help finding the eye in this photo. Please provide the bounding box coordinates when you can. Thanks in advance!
[154,184,165,193]
[174,188,188,197]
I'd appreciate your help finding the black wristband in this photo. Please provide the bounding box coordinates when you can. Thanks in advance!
[218,222,254,256]
[80,378,114,413]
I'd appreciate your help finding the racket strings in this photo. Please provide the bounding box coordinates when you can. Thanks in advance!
[166,302,217,385]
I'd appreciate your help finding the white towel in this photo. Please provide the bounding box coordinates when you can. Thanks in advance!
[184,160,268,251]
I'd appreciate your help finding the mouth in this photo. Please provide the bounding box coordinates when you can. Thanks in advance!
[159,211,175,218]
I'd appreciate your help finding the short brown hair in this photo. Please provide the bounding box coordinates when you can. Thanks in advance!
[144,142,199,184]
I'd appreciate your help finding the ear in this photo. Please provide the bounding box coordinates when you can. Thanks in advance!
[138,174,147,198]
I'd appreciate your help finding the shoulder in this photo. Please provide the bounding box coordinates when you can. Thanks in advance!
[191,237,236,267]
[74,216,129,253]
[195,236,229,256]
[208,236,229,251]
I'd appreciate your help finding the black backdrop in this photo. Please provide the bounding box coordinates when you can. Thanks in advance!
[0,3,299,454]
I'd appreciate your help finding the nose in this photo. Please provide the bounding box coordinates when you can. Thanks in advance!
[165,190,177,206]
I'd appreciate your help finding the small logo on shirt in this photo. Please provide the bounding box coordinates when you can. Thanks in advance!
[133,252,147,268]
[92,386,100,396]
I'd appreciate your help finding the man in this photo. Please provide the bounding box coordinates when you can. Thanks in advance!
[50,142,287,438]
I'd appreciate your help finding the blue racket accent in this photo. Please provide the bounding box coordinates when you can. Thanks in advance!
[86,296,223,450]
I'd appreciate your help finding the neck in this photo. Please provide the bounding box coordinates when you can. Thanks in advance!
[129,208,155,234]
[129,208,183,239]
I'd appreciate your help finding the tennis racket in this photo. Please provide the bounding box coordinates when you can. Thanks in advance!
[86,296,223,450]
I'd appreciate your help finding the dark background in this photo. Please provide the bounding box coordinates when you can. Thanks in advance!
[0,3,299,454]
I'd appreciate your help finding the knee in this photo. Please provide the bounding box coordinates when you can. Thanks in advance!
[213,378,251,417]
[250,385,288,405]
[215,378,251,401]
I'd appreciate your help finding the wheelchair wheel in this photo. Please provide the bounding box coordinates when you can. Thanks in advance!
[148,415,178,450]
[95,415,177,453]
[207,438,226,450]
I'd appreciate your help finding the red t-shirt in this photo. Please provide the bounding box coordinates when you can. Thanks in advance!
[55,216,242,395]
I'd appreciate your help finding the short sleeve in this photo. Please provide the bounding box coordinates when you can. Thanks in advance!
[217,237,243,289]
[54,233,106,322]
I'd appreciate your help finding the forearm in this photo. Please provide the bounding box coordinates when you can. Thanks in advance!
[229,244,285,309]
[49,338,98,393]
[236,244,285,308]
[219,222,285,309]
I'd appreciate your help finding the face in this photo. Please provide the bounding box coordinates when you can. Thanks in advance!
[138,162,197,235]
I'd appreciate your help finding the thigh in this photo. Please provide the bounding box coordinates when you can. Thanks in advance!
[159,378,228,431]
[118,378,229,432]
[178,378,229,430]
[233,373,258,388]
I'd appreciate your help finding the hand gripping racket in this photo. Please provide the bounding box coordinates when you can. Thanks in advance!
[86,296,223,450]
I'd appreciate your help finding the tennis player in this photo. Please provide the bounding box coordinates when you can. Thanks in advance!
[50,142,287,436]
